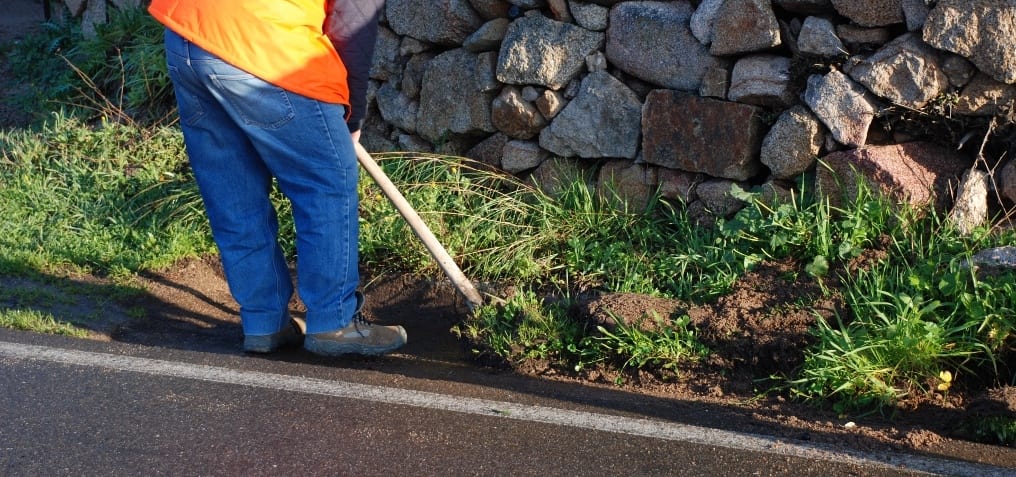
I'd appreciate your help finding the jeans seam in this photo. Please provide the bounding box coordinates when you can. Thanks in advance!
[315,99,354,324]
[263,206,287,331]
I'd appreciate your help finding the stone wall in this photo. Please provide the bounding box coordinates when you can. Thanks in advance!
[52,0,143,37]
[62,0,1016,227]
[366,0,1016,228]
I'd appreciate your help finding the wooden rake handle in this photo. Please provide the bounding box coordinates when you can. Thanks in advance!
[353,142,485,311]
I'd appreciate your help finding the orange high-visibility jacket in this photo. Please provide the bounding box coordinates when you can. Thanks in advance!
[149,0,355,114]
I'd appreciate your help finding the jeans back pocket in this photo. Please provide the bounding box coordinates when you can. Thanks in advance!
[210,73,296,130]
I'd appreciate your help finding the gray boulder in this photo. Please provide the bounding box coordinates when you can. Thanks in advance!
[847,33,949,109]
[797,16,845,58]
[401,52,436,99]
[474,51,501,93]
[699,65,730,99]
[690,0,723,46]
[836,24,892,49]
[696,179,750,218]
[923,0,1016,85]
[761,105,824,179]
[727,55,796,108]
[491,86,548,139]
[1000,160,1016,204]
[804,69,878,148]
[371,26,405,82]
[607,1,724,91]
[375,82,419,134]
[468,0,511,20]
[658,168,700,203]
[387,0,484,46]
[527,157,592,198]
[417,49,497,142]
[830,0,904,27]
[465,132,510,168]
[463,18,511,53]
[901,0,930,31]
[501,140,549,173]
[969,247,1016,276]
[941,55,976,88]
[497,14,605,89]
[539,71,642,158]
[597,160,657,211]
[570,1,609,31]
[948,169,989,235]
[536,89,567,118]
[955,74,1016,117]
[710,0,782,56]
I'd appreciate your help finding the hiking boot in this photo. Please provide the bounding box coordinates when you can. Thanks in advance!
[304,293,407,356]
[243,317,305,353]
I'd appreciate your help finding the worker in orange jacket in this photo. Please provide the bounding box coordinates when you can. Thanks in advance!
[149,0,407,356]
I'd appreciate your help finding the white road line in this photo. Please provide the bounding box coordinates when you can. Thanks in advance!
[0,340,1008,476]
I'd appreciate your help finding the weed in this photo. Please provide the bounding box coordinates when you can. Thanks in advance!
[0,113,215,275]
[68,7,174,121]
[5,7,173,125]
[453,289,581,366]
[958,415,1016,447]
[0,309,88,337]
[594,313,709,376]
[791,201,1016,413]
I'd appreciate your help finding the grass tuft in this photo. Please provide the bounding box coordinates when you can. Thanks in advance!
[0,309,89,337]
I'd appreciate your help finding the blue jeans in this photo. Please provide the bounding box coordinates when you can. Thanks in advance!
[163,29,360,336]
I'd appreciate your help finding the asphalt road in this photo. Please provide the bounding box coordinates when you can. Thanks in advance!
[0,328,1010,476]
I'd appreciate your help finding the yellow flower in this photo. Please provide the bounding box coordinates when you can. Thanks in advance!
[936,370,953,391]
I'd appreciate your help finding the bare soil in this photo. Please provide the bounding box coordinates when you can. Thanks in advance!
[2,0,1015,469]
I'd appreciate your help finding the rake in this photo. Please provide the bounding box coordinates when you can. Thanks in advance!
[353,142,487,312]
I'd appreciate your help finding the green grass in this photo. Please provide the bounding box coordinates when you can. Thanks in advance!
[359,153,551,280]
[593,313,709,379]
[960,415,1016,446]
[0,309,90,337]
[0,113,216,276]
[787,203,1016,413]
[452,289,583,366]
[6,7,173,125]
[5,110,1014,414]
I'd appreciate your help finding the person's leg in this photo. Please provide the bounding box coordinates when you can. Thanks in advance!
[164,30,404,355]
[191,67,361,335]
[195,55,406,353]
[241,96,362,335]
[163,29,294,339]
[244,106,405,354]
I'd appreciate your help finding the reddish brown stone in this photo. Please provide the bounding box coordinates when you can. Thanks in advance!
[597,160,657,212]
[641,91,765,181]
[815,142,972,211]
[658,168,700,203]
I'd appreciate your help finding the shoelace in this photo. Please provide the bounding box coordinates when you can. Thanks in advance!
[351,311,373,333]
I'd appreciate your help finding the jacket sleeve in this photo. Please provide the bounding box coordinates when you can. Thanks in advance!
[325,0,385,133]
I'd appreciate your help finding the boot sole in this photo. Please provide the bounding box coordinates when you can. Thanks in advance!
[304,336,405,356]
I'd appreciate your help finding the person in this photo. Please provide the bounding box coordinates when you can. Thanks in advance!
[148,0,406,356]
